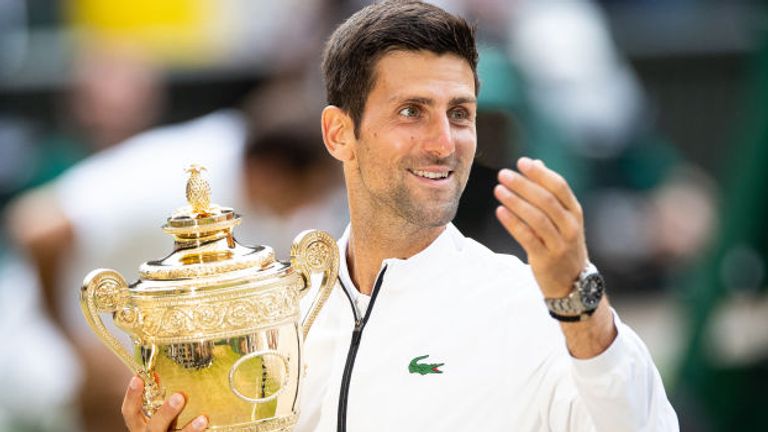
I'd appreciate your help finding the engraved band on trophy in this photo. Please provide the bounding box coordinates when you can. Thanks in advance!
[80,164,339,431]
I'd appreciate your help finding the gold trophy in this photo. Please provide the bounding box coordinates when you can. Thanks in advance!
[80,165,338,431]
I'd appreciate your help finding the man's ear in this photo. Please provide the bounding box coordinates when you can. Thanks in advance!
[321,105,356,162]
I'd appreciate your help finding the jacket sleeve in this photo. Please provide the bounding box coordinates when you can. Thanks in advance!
[544,310,679,431]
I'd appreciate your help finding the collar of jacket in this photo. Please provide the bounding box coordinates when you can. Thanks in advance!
[336,223,467,296]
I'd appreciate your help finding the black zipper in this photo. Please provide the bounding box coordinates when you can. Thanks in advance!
[337,265,388,432]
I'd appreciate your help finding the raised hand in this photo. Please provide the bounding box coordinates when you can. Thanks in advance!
[494,157,616,358]
[494,157,587,298]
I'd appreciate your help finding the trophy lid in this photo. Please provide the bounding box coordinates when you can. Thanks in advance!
[138,165,276,281]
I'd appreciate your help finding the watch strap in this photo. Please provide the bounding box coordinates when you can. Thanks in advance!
[548,308,597,322]
[544,289,584,315]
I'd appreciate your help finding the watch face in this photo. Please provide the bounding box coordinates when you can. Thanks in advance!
[580,274,604,309]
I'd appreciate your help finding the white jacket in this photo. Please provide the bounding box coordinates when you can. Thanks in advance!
[297,224,678,431]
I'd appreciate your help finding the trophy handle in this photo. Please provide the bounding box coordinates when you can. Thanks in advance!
[80,269,165,415]
[290,230,339,340]
[80,269,140,371]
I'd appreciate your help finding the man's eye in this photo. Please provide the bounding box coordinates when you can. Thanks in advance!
[449,108,470,121]
[399,106,420,118]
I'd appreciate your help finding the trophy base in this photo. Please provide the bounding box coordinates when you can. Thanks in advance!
[183,413,297,431]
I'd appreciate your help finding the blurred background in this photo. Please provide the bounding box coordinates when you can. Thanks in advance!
[0,0,766,431]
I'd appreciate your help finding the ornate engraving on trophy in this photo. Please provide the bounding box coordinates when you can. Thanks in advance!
[306,241,331,269]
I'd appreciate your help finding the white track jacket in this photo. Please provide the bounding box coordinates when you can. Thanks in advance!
[296,224,678,431]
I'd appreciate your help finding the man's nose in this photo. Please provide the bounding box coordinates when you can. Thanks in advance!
[423,115,455,158]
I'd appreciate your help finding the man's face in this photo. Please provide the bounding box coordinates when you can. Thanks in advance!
[348,50,477,228]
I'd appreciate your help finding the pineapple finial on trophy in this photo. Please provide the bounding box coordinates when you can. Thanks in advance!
[185,164,211,214]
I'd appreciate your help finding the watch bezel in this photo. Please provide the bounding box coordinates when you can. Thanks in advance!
[578,271,605,311]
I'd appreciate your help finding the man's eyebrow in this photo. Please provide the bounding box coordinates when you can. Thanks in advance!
[450,96,477,105]
[389,96,433,105]
[388,95,477,105]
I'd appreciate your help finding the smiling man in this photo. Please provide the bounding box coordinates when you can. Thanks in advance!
[322,49,478,295]
[121,2,678,431]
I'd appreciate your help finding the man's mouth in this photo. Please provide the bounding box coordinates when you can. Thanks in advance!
[409,169,451,180]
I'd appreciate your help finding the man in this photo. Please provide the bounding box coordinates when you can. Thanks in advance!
[122,2,678,431]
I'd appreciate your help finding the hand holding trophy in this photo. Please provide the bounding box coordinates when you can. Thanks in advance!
[80,165,339,431]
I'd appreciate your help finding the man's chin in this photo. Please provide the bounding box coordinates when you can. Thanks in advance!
[405,204,458,228]
[392,187,461,227]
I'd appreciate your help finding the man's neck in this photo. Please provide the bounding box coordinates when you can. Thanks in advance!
[346,217,445,295]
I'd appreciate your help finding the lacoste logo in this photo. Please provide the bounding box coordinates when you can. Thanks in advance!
[408,354,444,375]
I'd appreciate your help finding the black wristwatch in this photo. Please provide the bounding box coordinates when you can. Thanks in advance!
[544,263,605,322]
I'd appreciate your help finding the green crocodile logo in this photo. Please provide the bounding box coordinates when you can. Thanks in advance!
[408,354,444,375]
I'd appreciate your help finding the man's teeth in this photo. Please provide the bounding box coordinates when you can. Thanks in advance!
[412,169,449,179]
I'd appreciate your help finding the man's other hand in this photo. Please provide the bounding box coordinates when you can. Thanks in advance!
[494,156,617,359]
[494,157,588,298]
[122,376,208,431]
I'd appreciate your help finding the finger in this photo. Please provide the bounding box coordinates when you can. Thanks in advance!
[495,205,546,256]
[494,183,560,249]
[517,157,582,219]
[498,168,580,240]
[147,393,186,432]
[122,376,147,432]
[180,415,209,431]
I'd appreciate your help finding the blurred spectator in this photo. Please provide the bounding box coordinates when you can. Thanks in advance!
[5,39,166,326]
[0,41,166,213]
[4,1,343,426]
[0,39,166,431]
[5,72,346,430]
[68,42,165,152]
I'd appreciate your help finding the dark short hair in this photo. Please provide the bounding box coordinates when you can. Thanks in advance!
[322,0,478,136]
[245,117,331,172]
[243,76,331,171]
